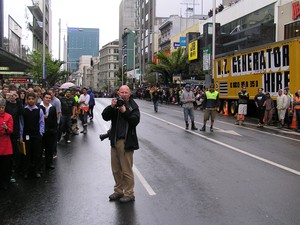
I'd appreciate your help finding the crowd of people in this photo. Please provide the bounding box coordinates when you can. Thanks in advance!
[254,87,300,130]
[1,82,299,193]
[0,84,96,190]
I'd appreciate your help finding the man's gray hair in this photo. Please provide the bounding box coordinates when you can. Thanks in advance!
[0,98,6,106]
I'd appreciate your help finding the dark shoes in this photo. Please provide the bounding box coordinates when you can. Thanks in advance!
[109,192,124,201]
[200,126,213,132]
[119,195,135,203]
[109,193,135,203]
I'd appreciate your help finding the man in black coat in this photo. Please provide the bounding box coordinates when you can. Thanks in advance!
[5,89,23,181]
[102,85,140,203]
[40,92,57,170]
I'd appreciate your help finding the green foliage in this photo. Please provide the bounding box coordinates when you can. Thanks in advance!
[27,48,66,87]
[147,47,189,84]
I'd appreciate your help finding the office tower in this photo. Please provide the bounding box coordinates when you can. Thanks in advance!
[67,27,99,73]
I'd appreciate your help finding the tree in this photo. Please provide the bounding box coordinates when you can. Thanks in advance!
[147,47,189,85]
[27,48,65,87]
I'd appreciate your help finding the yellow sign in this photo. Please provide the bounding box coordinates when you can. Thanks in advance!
[188,40,198,61]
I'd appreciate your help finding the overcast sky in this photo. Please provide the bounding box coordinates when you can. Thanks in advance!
[4,0,221,60]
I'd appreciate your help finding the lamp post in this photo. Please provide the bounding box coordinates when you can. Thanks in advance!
[42,0,46,87]
[212,0,216,85]
[121,47,124,85]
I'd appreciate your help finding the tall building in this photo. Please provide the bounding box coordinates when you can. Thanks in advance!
[28,0,52,52]
[99,40,119,93]
[66,27,99,73]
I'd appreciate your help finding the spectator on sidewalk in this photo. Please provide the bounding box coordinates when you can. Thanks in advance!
[58,89,77,143]
[235,86,249,125]
[254,88,267,127]
[88,89,95,121]
[78,88,90,134]
[276,89,288,129]
[263,92,274,126]
[5,88,23,183]
[20,93,44,178]
[284,87,293,128]
[294,90,300,132]
[48,89,61,159]
[0,98,14,190]
[40,92,57,170]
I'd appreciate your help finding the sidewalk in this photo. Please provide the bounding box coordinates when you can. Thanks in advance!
[157,101,300,136]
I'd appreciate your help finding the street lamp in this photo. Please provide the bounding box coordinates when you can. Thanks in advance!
[212,0,216,86]
[42,0,46,86]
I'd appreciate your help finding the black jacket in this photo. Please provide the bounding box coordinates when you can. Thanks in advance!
[102,98,140,151]
[40,105,57,134]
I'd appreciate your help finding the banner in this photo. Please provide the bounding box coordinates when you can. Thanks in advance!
[188,40,198,61]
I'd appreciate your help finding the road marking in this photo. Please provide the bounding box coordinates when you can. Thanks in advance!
[216,129,242,136]
[216,120,300,142]
[153,104,300,142]
[142,112,300,177]
[133,164,156,196]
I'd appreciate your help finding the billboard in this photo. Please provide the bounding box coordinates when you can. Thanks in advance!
[188,40,198,61]
[8,15,22,57]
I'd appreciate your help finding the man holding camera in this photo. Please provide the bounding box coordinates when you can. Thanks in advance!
[102,85,140,203]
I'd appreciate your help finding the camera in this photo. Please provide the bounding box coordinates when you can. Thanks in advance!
[99,130,110,141]
[116,96,125,107]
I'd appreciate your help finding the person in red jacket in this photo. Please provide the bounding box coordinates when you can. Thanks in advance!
[0,98,14,190]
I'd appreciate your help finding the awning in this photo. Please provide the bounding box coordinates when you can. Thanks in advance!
[0,48,33,72]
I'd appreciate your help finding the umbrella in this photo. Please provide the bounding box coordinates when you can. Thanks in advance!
[60,82,76,89]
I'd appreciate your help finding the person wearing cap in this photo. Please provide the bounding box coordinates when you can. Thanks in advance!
[180,84,198,130]
[0,98,14,190]
[200,84,219,132]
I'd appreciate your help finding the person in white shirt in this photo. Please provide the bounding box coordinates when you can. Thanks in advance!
[78,87,90,134]
[276,89,288,128]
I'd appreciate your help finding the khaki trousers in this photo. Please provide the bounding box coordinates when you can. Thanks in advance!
[111,139,134,197]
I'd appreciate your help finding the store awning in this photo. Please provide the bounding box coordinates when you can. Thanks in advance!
[0,48,32,72]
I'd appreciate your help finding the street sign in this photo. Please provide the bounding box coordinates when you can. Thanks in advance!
[173,42,180,49]
[180,37,186,46]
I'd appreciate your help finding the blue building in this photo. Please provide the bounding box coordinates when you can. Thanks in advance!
[67,27,99,72]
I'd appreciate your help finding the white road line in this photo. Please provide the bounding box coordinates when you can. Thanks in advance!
[133,164,156,196]
[217,120,300,142]
[158,106,300,142]
[142,112,300,177]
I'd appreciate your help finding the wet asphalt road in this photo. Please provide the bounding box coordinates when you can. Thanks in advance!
[1,98,300,225]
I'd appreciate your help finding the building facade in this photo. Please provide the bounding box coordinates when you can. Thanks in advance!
[28,0,52,52]
[99,40,119,93]
[66,27,99,73]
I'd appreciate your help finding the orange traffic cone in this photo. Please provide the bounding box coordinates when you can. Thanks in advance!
[223,101,228,116]
[291,109,297,129]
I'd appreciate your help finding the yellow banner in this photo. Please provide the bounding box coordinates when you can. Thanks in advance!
[188,40,198,61]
